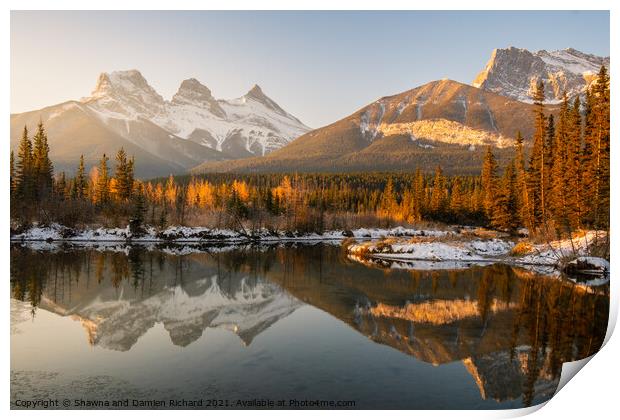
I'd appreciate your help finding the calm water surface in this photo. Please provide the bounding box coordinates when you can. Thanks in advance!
[10,243,609,409]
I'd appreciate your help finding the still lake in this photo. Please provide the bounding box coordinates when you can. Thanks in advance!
[10,243,609,409]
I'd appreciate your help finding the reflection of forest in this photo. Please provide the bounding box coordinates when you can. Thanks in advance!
[11,244,609,407]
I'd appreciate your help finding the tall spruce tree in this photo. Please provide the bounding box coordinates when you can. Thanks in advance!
[527,80,547,225]
[95,154,110,205]
[564,96,583,229]
[481,146,498,222]
[10,150,15,198]
[591,65,610,228]
[15,126,33,200]
[32,121,54,199]
[514,131,532,230]
[114,148,133,201]
[551,94,570,230]
[492,161,519,233]
[73,155,87,199]
[55,172,67,200]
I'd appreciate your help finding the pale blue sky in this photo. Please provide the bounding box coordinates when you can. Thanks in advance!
[11,11,610,127]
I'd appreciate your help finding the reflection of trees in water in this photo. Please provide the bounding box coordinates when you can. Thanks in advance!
[11,247,86,313]
[11,246,153,309]
[508,271,609,406]
[10,244,609,407]
[9,245,282,312]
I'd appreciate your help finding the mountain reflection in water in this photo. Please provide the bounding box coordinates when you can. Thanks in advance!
[10,243,609,409]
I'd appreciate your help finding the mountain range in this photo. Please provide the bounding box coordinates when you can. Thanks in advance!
[195,78,556,174]
[10,47,608,177]
[10,70,309,177]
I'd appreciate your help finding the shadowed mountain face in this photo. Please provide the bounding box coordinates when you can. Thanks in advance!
[11,244,608,407]
[10,70,309,177]
[194,79,559,175]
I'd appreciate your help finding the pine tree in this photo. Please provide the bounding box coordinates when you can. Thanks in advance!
[544,114,555,215]
[31,121,54,199]
[551,94,570,230]
[481,146,498,221]
[380,178,398,219]
[114,148,133,201]
[10,150,15,198]
[73,155,87,199]
[412,168,424,221]
[581,88,596,225]
[129,183,148,235]
[492,161,519,233]
[514,131,532,230]
[15,126,33,200]
[564,96,583,229]
[95,154,110,205]
[55,172,67,200]
[591,65,610,228]
[527,80,547,226]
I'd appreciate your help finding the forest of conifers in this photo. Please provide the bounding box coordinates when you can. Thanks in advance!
[10,67,609,239]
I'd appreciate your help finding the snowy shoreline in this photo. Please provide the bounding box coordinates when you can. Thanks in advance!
[11,223,609,285]
[346,230,609,285]
[10,223,450,245]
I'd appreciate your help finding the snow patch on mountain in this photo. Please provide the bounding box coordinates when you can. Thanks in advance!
[378,119,514,148]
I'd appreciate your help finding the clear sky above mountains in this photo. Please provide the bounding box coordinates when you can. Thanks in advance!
[11,10,609,127]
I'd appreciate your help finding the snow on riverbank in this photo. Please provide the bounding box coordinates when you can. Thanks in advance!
[348,238,514,263]
[11,223,609,285]
[347,230,609,283]
[10,223,450,244]
[512,231,608,266]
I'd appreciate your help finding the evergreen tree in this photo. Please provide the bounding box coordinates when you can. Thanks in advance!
[514,131,532,230]
[551,94,570,230]
[492,161,519,233]
[564,96,583,229]
[591,65,610,228]
[481,146,498,221]
[55,172,67,200]
[581,88,597,225]
[114,148,133,201]
[413,169,424,221]
[32,121,54,199]
[544,114,555,214]
[10,150,15,198]
[527,80,547,225]
[73,155,87,199]
[15,126,33,200]
[129,183,148,235]
[95,154,110,205]
[380,178,398,219]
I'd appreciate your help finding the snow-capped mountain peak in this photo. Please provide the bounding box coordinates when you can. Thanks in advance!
[473,47,609,103]
[81,70,310,158]
[171,78,226,118]
[172,78,215,103]
[87,69,166,120]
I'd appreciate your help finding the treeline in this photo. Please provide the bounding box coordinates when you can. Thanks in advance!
[481,66,610,236]
[10,67,609,237]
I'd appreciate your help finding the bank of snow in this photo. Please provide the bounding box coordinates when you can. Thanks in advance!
[10,223,451,244]
[347,230,609,284]
[348,238,514,264]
